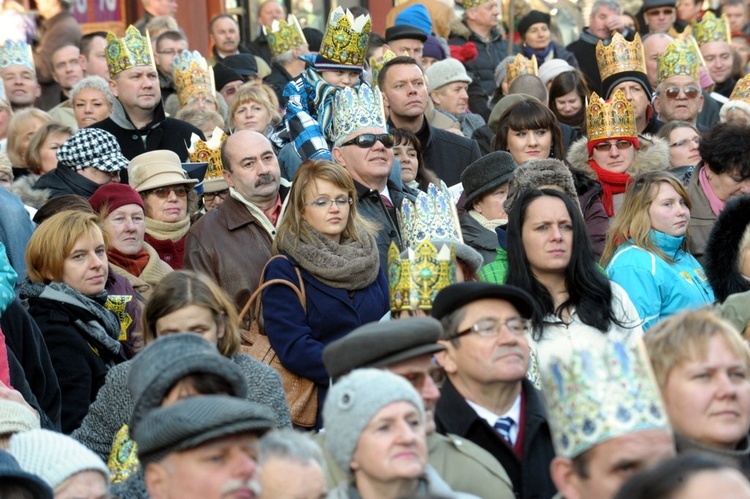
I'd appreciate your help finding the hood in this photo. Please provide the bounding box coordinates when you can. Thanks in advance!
[703,195,750,302]
[566,133,670,178]
[449,17,472,40]
[109,96,167,132]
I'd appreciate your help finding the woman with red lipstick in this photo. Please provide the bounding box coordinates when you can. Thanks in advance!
[21,210,125,433]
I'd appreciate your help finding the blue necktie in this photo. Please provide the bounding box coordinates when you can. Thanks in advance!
[494,416,514,444]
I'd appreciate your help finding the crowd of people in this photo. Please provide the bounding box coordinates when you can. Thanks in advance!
[1,0,750,497]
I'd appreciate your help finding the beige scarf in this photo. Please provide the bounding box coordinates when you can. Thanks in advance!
[145,216,190,242]
[469,210,507,232]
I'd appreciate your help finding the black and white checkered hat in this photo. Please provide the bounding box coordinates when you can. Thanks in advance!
[56,128,129,173]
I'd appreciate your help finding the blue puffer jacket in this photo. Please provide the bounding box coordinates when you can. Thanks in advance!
[605,230,714,329]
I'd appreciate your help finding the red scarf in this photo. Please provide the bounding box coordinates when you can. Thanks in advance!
[589,160,631,217]
[108,247,150,277]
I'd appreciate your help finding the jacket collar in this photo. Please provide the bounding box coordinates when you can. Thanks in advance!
[648,229,685,259]
[109,96,166,132]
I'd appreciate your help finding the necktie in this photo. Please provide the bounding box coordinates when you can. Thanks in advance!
[494,416,514,444]
[380,194,394,208]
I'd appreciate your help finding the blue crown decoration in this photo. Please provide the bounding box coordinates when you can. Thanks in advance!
[331,83,386,143]
[400,183,463,248]
[0,39,33,72]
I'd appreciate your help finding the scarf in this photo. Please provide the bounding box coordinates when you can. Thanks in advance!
[107,247,150,278]
[277,222,380,290]
[469,210,507,232]
[145,216,190,243]
[589,160,630,217]
[699,166,725,217]
[521,42,555,62]
[20,280,123,356]
[303,66,340,138]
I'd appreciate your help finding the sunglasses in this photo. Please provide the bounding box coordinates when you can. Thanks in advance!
[147,185,189,198]
[593,140,634,152]
[203,189,229,202]
[661,86,700,99]
[340,133,395,149]
[646,7,675,16]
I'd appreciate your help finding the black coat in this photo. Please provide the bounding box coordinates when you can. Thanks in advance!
[436,378,557,499]
[33,165,101,199]
[411,119,482,188]
[248,32,273,66]
[264,62,294,107]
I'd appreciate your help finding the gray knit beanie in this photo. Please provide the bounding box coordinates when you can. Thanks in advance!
[127,333,248,429]
[504,158,582,214]
[462,151,518,209]
[323,369,424,474]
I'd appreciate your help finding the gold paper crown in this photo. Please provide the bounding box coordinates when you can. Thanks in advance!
[173,50,215,106]
[586,90,636,142]
[657,38,701,84]
[729,73,750,103]
[370,49,397,88]
[692,11,730,46]
[464,0,491,9]
[330,84,386,143]
[319,7,371,67]
[506,54,537,84]
[0,39,33,72]
[264,14,307,57]
[596,32,646,82]
[106,25,154,78]
[189,128,227,193]
[541,337,670,459]
[388,241,457,312]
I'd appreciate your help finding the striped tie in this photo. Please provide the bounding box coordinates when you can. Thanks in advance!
[494,416,514,444]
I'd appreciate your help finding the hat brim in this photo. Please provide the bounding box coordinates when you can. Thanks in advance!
[464,174,513,209]
[432,282,536,320]
[202,177,229,193]
[135,174,199,193]
[369,343,446,370]
[183,162,208,183]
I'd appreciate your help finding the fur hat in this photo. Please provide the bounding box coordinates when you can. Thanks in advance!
[462,151,518,209]
[504,158,582,215]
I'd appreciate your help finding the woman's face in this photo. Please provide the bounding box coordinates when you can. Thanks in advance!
[39,131,71,174]
[648,182,690,237]
[350,401,427,483]
[143,184,188,223]
[506,128,551,164]
[663,335,750,449]
[523,22,551,50]
[668,126,701,168]
[393,141,418,184]
[103,204,146,256]
[473,183,509,221]
[553,90,583,118]
[56,470,109,499]
[73,87,112,128]
[232,99,272,133]
[590,139,635,173]
[154,304,224,346]
[704,164,750,202]
[521,196,573,278]
[60,229,108,296]
[302,178,350,243]
[16,117,46,166]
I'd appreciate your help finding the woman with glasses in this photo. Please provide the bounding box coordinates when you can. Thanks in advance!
[261,160,389,429]
[505,188,642,373]
[656,120,702,177]
[602,171,714,330]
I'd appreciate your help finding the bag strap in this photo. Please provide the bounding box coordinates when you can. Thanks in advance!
[238,255,306,324]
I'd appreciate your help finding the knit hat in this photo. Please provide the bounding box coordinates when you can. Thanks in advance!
[518,10,551,39]
[127,333,248,430]
[213,63,243,92]
[133,395,275,466]
[538,59,575,86]
[128,150,198,193]
[0,450,52,499]
[9,429,109,490]
[323,369,424,474]
[88,182,145,216]
[423,35,447,61]
[503,158,582,214]
[56,128,129,173]
[488,93,541,133]
[222,54,259,78]
[426,58,472,93]
[462,151,518,209]
[0,400,40,436]
[385,25,428,43]
[394,5,433,37]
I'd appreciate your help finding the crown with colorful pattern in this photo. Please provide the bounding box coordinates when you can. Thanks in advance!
[106,25,154,78]
[319,7,371,69]
[173,50,215,106]
[506,54,538,84]
[586,89,636,142]
[264,14,307,57]
[596,32,646,82]
[692,11,730,46]
[464,0,492,9]
[729,73,750,103]
[370,49,397,88]
[657,38,701,83]
[330,83,386,143]
[0,39,33,72]
[389,240,457,312]
[541,337,670,459]
[189,128,227,193]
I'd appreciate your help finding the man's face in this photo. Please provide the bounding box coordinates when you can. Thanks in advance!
[381,63,427,121]
[109,66,161,113]
[223,130,281,206]
[701,41,733,84]
[431,82,469,115]
[723,3,748,33]
[219,80,243,106]
[1,65,40,107]
[466,0,500,31]
[611,80,649,122]
[51,45,84,91]
[258,457,325,499]
[212,17,240,56]
[146,433,261,499]
[644,6,677,33]
[677,0,702,22]
[388,353,442,435]
[258,1,285,26]
[385,39,424,65]
[155,38,188,76]
[654,75,704,122]
[644,34,673,90]
[331,126,393,190]
[147,0,178,17]
[589,5,620,39]
[81,36,110,80]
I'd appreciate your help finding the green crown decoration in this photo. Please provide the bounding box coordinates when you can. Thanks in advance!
[319,7,371,67]
[173,50,215,106]
[106,25,154,78]
[264,14,307,57]
[657,38,702,83]
[692,11,730,46]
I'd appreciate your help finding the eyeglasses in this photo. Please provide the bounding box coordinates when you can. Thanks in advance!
[157,49,181,56]
[661,86,700,99]
[670,136,700,148]
[340,133,395,149]
[593,140,634,152]
[147,185,189,198]
[203,189,229,202]
[450,318,530,341]
[645,7,675,16]
[401,365,446,391]
[304,197,353,209]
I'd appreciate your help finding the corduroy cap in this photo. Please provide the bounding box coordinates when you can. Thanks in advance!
[462,151,517,209]
[213,63,243,92]
[88,182,145,217]
[431,282,535,321]
[127,150,198,193]
[133,395,275,466]
[426,58,472,93]
[0,450,52,499]
[222,54,259,77]
[385,25,428,43]
[323,318,445,380]
[517,10,551,39]
[488,93,541,133]
[56,128,129,173]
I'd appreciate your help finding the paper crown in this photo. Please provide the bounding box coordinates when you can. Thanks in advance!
[464,0,492,9]
[330,84,386,143]
[506,54,538,84]
[541,337,670,459]
[586,90,636,142]
[389,240,457,312]
[189,128,227,192]
[400,183,464,249]
[596,32,646,82]
[657,38,701,84]
[0,39,33,72]
[692,11,730,46]
[370,49,397,88]
[319,7,371,68]
[173,50,216,106]
[106,25,154,77]
[729,73,750,103]
[264,14,307,57]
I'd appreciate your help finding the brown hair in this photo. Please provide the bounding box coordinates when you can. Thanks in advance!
[25,122,73,174]
[6,108,52,168]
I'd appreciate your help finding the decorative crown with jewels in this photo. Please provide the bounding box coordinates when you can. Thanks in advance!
[264,14,307,57]
[173,50,215,106]
[506,54,537,84]
[692,11,730,46]
[106,25,155,78]
[464,0,492,9]
[586,89,636,142]
[330,83,386,143]
[657,38,701,83]
[319,7,371,68]
[0,39,33,72]
[596,32,646,82]
[729,73,750,103]
[189,128,227,193]
[370,49,397,88]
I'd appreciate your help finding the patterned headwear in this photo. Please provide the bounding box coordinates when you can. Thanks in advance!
[596,33,646,82]
[189,128,228,194]
[506,54,537,85]
[0,39,33,72]
[720,73,750,121]
[330,84,386,144]
[173,50,215,106]
[464,0,492,9]
[586,90,638,149]
[264,14,307,57]
[657,38,701,84]
[370,49,397,88]
[692,11,731,46]
[317,7,371,71]
[106,25,155,78]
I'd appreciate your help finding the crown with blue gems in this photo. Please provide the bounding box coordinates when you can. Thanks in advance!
[657,38,702,83]
[0,39,33,72]
[264,14,307,57]
[506,54,537,84]
[330,83,386,143]
[596,32,646,82]
[319,7,371,68]
[173,50,215,106]
[106,25,155,78]
[189,128,227,192]
[692,11,730,46]
[586,89,636,142]
[541,336,671,459]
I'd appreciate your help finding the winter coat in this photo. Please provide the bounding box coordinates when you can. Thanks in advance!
[566,29,607,95]
[33,166,101,199]
[409,118,482,188]
[460,213,500,267]
[108,243,173,302]
[686,167,716,263]
[570,166,609,259]
[143,233,186,270]
[703,195,750,302]
[606,230,715,330]
[11,174,50,209]
[248,32,273,65]
[515,42,579,69]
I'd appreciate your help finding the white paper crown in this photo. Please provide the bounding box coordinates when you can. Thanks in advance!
[399,183,463,248]
[331,84,386,143]
[0,39,33,72]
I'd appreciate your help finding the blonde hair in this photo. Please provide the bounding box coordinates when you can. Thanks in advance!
[229,83,280,132]
[25,122,73,174]
[7,108,52,168]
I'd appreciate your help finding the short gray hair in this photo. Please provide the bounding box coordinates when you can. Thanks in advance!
[272,46,307,66]
[591,0,622,16]
[68,75,115,108]
[259,429,325,469]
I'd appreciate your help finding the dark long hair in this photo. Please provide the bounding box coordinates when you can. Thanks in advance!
[492,100,564,159]
[391,128,440,192]
[505,189,625,338]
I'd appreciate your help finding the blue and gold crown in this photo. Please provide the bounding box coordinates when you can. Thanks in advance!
[173,50,215,106]
[506,54,537,84]
[586,89,636,142]
[319,7,371,69]
[541,337,670,459]
[189,128,227,193]
[330,84,386,143]
[106,25,154,78]
[400,183,463,248]
[0,39,33,72]
[657,38,701,83]
[596,32,646,82]
[264,14,307,57]
[692,11,730,46]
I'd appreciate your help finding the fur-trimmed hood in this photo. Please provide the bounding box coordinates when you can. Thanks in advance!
[11,174,50,209]
[566,133,670,178]
[449,17,472,40]
[703,195,750,302]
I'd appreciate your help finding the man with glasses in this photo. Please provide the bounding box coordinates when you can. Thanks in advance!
[653,39,705,126]
[431,282,557,499]
[154,31,188,102]
[641,0,678,34]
